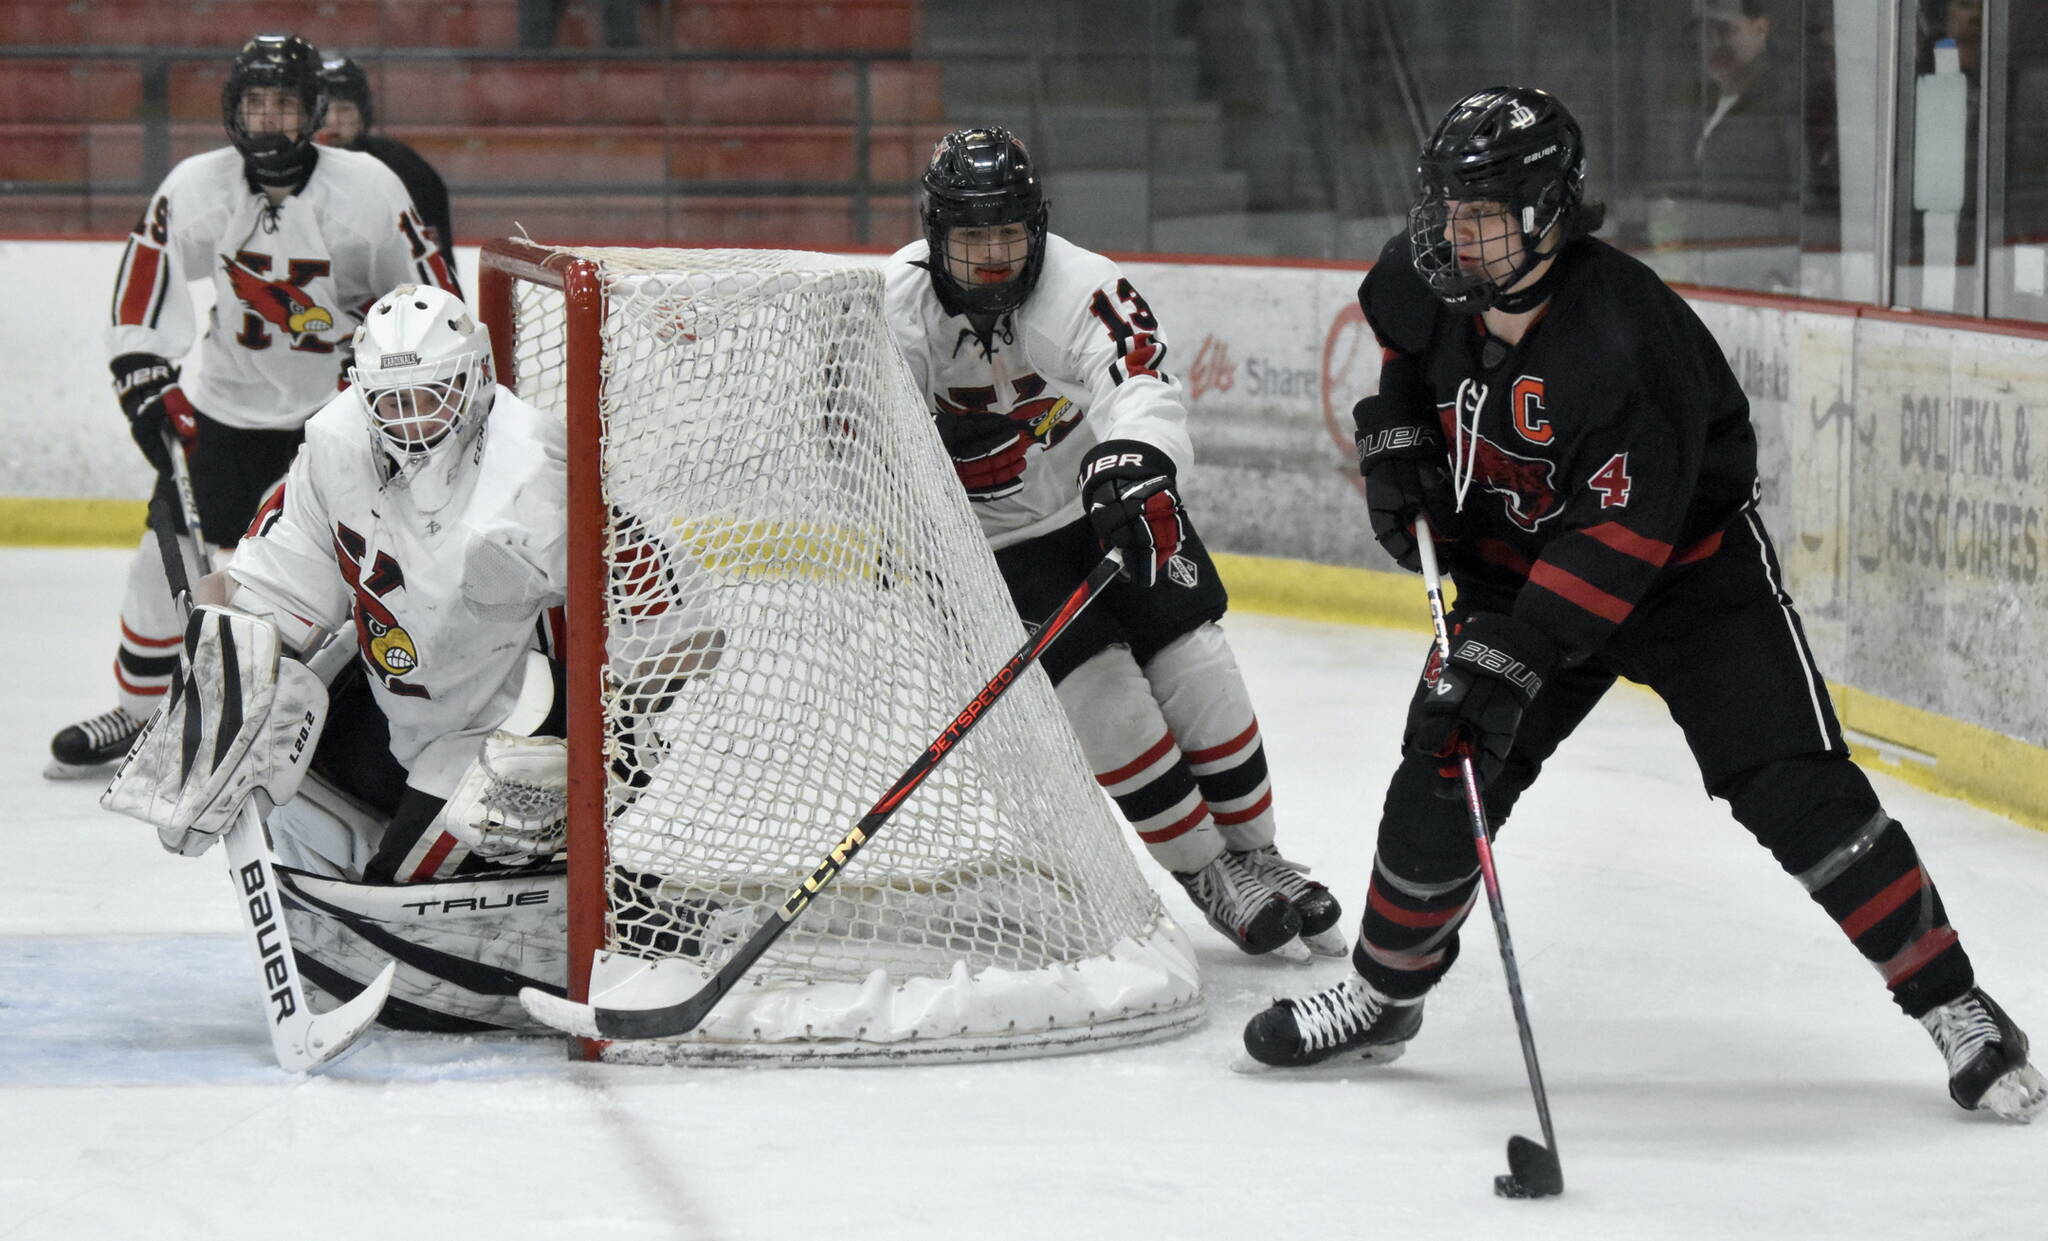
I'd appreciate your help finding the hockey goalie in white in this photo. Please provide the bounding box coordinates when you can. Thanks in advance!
[882,127,1344,958]
[104,284,720,1033]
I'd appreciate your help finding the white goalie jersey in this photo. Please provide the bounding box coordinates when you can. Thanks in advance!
[225,385,568,800]
[882,233,1194,550]
[109,145,458,430]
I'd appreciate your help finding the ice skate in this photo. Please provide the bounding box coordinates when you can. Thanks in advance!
[1234,845,1346,955]
[44,706,144,779]
[1174,850,1301,955]
[1920,987,2046,1122]
[1239,971,1423,1069]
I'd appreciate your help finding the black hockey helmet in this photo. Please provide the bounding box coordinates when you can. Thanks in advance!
[319,55,372,133]
[221,34,326,187]
[920,126,1049,316]
[1407,86,1587,312]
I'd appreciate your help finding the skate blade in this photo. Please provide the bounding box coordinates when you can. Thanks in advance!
[1300,926,1349,957]
[43,757,115,781]
[1981,1063,2047,1123]
[1267,937,1313,964]
[1227,1040,1409,1075]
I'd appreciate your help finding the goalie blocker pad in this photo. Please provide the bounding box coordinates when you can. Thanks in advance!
[102,604,329,856]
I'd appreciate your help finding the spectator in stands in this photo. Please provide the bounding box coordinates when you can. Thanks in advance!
[1688,0,1801,215]
[1648,0,1803,289]
[520,0,639,49]
[316,56,460,295]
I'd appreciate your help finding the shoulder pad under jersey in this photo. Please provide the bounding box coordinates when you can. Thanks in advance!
[1359,231,1440,357]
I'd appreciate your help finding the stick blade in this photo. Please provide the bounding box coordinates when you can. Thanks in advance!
[1493,1134,1564,1199]
[279,960,395,1073]
[519,986,603,1039]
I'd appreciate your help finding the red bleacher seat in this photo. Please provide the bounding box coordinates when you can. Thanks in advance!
[674,60,940,125]
[378,122,932,187]
[454,191,915,248]
[375,60,668,127]
[665,123,936,182]
[394,125,669,184]
[1,1,913,52]
[0,125,91,183]
[670,0,916,51]
[0,61,144,123]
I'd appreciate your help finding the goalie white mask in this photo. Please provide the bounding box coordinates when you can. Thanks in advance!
[349,283,497,513]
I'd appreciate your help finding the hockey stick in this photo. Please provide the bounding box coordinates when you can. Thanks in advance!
[519,547,1127,1041]
[156,435,396,1071]
[1414,518,1564,1199]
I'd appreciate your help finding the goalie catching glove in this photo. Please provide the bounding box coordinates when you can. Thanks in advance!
[1079,439,1184,587]
[101,605,329,856]
[432,731,569,867]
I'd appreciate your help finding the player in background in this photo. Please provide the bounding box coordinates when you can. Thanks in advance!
[1240,87,2044,1123]
[45,34,459,779]
[101,284,721,1030]
[882,127,1342,958]
[316,55,461,295]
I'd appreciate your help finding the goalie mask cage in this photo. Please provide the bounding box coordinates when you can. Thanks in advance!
[476,238,1202,1064]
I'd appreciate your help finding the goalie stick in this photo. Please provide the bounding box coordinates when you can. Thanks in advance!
[156,435,396,1072]
[1415,518,1564,1199]
[519,548,1127,1041]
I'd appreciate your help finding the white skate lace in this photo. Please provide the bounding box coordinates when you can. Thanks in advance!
[1239,846,1319,904]
[1286,976,1383,1053]
[1181,854,1267,928]
[1922,995,2002,1073]
[75,708,140,749]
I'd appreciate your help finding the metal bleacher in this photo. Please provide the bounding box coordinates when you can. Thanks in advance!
[0,0,938,247]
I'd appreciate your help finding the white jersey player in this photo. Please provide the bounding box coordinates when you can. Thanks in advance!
[883,127,1343,957]
[47,34,459,779]
[102,284,719,1032]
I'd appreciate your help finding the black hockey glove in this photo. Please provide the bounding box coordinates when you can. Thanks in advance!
[934,407,1031,500]
[1079,438,1184,587]
[112,351,198,476]
[1405,613,1557,795]
[1353,393,1456,573]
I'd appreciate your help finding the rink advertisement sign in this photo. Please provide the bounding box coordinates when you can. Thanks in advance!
[1119,259,1380,572]
[1672,300,2047,748]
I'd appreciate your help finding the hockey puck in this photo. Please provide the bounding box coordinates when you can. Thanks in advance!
[1493,1172,1560,1199]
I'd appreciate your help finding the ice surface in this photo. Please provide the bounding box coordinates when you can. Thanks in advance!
[4,547,2042,1240]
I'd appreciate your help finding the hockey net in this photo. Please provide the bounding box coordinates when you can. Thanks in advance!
[476,239,1200,1063]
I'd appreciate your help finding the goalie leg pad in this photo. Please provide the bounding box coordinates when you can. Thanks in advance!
[278,865,569,1032]
[101,604,330,856]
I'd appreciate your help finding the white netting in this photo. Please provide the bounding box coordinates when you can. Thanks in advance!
[492,244,1201,1061]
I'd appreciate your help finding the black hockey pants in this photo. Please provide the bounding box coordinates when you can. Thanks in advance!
[1355,510,1975,1018]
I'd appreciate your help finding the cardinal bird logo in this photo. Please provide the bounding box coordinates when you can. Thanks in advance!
[224,255,336,339]
[333,522,430,699]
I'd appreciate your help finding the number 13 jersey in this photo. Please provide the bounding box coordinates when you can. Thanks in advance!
[883,232,1193,550]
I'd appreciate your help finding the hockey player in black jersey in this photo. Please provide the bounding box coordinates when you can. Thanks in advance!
[316,55,460,295]
[1241,86,2043,1122]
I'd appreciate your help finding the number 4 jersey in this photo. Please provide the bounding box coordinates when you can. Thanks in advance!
[883,233,1194,550]
[109,145,459,431]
